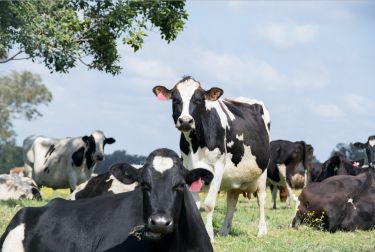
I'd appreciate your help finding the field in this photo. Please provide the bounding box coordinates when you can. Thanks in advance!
[1,189,374,252]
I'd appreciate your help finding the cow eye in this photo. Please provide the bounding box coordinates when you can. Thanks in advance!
[174,183,185,192]
[173,99,180,105]
[141,182,151,191]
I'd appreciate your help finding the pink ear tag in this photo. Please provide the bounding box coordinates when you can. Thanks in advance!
[352,161,360,168]
[189,177,203,192]
[157,92,168,101]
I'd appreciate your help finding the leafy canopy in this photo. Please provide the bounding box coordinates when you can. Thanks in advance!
[0,71,52,143]
[0,0,188,74]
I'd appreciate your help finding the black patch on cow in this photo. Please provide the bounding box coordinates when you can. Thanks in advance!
[72,147,85,167]
[75,173,113,200]
[43,167,50,174]
[45,145,55,158]
[84,135,96,169]
[180,134,190,156]
[223,99,269,170]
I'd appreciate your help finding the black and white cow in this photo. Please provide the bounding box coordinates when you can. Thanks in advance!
[22,130,115,191]
[309,153,366,183]
[267,140,314,209]
[0,148,213,252]
[0,174,41,200]
[354,135,375,167]
[291,169,375,232]
[153,76,270,240]
[70,163,139,200]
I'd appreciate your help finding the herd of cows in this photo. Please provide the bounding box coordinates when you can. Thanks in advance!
[0,76,374,251]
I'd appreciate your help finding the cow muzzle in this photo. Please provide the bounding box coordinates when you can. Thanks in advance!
[95,154,104,161]
[145,214,173,240]
[176,116,195,132]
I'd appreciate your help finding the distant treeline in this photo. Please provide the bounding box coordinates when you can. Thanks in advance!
[0,143,146,175]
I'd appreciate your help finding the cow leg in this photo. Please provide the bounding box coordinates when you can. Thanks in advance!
[271,185,277,209]
[256,169,267,237]
[204,162,225,242]
[219,190,239,236]
[285,183,299,209]
[68,175,77,192]
[23,163,33,178]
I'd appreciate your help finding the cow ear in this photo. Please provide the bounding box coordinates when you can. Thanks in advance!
[109,163,141,184]
[205,87,223,101]
[185,168,214,192]
[105,137,116,145]
[353,142,366,149]
[82,136,89,143]
[153,85,171,101]
[355,159,365,167]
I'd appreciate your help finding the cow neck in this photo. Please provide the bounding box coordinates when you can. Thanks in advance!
[84,147,95,169]
[182,100,225,154]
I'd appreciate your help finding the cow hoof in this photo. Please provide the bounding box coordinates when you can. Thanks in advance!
[218,229,230,236]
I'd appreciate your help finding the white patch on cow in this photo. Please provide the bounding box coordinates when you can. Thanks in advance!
[91,130,106,159]
[152,156,174,173]
[236,134,244,141]
[2,223,25,252]
[176,79,200,119]
[369,139,375,147]
[232,97,271,133]
[227,141,234,148]
[205,100,232,129]
[69,180,89,200]
[107,175,138,193]
[347,198,357,210]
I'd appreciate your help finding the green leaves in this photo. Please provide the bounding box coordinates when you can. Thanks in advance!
[0,0,188,74]
[0,71,52,143]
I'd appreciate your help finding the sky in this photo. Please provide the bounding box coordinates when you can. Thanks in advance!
[2,1,375,162]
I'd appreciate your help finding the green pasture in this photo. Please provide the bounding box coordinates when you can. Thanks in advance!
[1,188,374,252]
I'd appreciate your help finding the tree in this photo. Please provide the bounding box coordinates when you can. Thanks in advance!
[0,144,23,174]
[0,71,52,143]
[0,0,188,74]
[331,142,367,164]
[95,150,146,174]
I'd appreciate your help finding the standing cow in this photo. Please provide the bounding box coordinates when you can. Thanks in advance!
[23,130,115,191]
[267,140,314,209]
[354,135,375,167]
[153,76,270,240]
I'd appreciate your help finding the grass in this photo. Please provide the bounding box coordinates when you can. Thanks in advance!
[1,189,374,251]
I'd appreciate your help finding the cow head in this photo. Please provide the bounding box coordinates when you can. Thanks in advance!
[120,148,213,240]
[82,130,115,162]
[354,135,375,167]
[153,76,223,132]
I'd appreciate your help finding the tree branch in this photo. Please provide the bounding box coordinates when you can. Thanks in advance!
[0,51,25,63]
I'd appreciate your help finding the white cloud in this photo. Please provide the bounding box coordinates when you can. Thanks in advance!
[308,103,345,119]
[343,94,375,114]
[125,56,177,80]
[258,21,319,48]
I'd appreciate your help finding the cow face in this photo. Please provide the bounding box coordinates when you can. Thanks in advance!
[82,130,115,161]
[122,148,213,240]
[153,77,223,132]
[354,135,375,167]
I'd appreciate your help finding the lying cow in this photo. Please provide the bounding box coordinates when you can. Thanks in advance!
[354,135,375,167]
[309,153,366,183]
[23,130,115,191]
[0,174,41,200]
[291,169,375,231]
[267,140,314,209]
[153,76,271,240]
[70,163,138,200]
[0,148,213,252]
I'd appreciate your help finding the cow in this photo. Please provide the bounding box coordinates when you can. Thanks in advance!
[309,153,367,183]
[70,163,139,200]
[9,167,25,177]
[0,148,214,252]
[153,76,271,240]
[291,168,375,231]
[0,174,41,200]
[267,140,314,209]
[22,130,115,191]
[354,135,375,167]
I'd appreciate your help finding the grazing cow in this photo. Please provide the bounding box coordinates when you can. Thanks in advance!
[22,130,115,191]
[291,169,375,231]
[267,140,314,209]
[309,153,367,183]
[153,76,270,240]
[354,135,375,167]
[0,174,41,200]
[0,148,213,252]
[9,167,25,177]
[70,163,139,200]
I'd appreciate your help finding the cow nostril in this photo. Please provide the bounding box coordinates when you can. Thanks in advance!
[178,118,184,124]
[151,219,156,225]
[188,118,193,124]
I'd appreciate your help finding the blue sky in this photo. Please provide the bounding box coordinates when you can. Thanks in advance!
[2,1,375,162]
